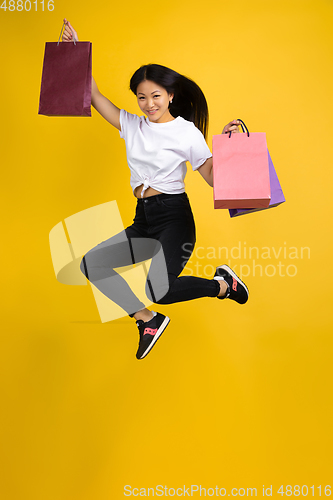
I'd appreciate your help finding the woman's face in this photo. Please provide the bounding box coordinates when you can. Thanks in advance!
[136,80,174,123]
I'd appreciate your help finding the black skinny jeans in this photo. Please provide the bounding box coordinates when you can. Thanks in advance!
[80,193,220,317]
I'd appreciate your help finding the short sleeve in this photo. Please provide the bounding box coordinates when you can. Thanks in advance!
[187,125,212,171]
[119,109,141,140]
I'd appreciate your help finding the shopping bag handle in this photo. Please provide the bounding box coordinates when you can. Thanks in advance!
[227,119,250,138]
[57,21,77,46]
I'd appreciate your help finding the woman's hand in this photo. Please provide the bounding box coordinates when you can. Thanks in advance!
[62,18,79,42]
[222,119,241,134]
[60,19,121,129]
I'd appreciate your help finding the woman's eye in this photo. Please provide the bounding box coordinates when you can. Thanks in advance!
[154,95,160,98]
[139,97,145,100]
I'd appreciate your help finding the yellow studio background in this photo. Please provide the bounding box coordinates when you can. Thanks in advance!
[1,0,332,498]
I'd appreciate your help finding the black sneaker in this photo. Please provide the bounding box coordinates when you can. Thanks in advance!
[214,265,249,304]
[136,312,170,360]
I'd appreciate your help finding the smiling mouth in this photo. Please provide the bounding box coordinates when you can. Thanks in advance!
[147,110,158,114]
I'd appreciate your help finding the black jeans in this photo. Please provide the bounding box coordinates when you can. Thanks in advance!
[80,193,220,317]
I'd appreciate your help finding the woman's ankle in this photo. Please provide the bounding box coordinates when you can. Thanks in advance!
[217,280,228,297]
[133,308,154,322]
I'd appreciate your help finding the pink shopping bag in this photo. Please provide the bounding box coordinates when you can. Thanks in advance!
[213,120,271,209]
[229,149,285,217]
[38,23,92,117]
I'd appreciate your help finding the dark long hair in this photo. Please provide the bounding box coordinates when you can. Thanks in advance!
[129,64,209,140]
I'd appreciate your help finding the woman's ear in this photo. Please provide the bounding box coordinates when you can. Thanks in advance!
[169,93,174,104]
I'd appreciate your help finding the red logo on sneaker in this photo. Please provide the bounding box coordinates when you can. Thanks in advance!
[232,277,237,291]
[143,328,158,336]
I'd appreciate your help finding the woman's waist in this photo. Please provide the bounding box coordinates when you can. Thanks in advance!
[135,191,189,204]
[134,182,186,199]
[134,185,162,199]
[131,170,186,198]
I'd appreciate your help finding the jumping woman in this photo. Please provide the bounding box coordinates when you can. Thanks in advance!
[62,19,249,360]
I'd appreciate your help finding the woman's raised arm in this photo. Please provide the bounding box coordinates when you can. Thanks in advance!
[62,19,121,131]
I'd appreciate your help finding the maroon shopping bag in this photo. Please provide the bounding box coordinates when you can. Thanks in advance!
[38,35,92,116]
[229,150,285,217]
[213,120,271,209]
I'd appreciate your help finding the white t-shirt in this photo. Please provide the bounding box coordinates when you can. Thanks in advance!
[119,109,212,196]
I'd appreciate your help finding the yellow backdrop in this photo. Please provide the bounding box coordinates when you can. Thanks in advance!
[1,0,332,498]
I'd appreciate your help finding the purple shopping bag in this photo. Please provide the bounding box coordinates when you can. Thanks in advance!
[38,30,92,116]
[229,150,285,217]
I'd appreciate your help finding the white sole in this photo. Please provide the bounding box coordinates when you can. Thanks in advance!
[140,316,170,359]
[217,265,249,297]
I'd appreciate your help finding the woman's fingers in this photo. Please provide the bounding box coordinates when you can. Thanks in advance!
[222,120,241,134]
[62,29,71,41]
[229,125,240,133]
[62,18,79,42]
[62,18,72,41]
